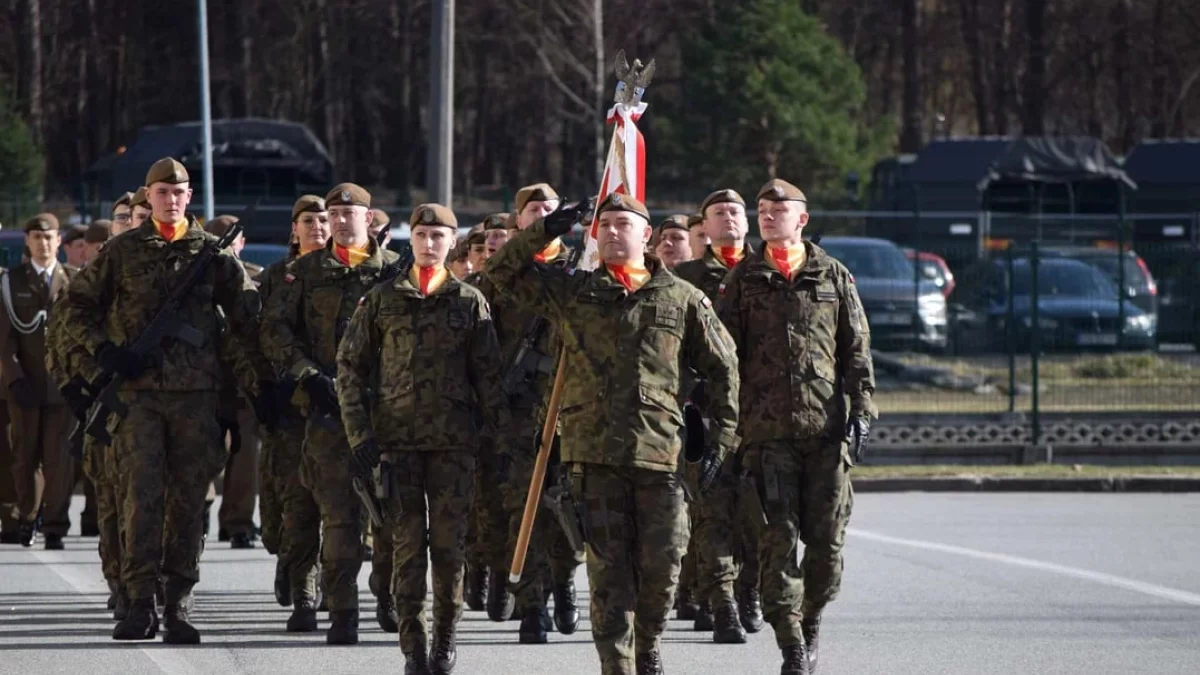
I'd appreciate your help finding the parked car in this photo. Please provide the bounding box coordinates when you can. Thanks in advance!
[1038,246,1158,319]
[903,248,955,298]
[949,256,1156,353]
[816,236,948,352]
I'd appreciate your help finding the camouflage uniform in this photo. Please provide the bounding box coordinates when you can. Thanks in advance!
[674,245,761,625]
[471,249,586,631]
[715,242,875,650]
[261,239,398,617]
[485,219,740,674]
[58,216,267,613]
[337,269,505,657]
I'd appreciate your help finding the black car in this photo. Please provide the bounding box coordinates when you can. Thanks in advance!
[817,236,948,352]
[950,256,1156,353]
[1038,246,1158,320]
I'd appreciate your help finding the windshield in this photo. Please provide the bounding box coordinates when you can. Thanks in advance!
[821,241,914,280]
[1011,260,1119,298]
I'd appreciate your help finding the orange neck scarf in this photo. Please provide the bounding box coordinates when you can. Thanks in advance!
[534,238,563,263]
[766,244,807,280]
[714,245,744,269]
[155,218,188,243]
[409,264,449,296]
[334,243,371,268]
[606,262,651,293]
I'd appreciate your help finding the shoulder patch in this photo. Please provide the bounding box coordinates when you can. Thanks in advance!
[718,283,727,296]
[701,296,712,309]
[284,273,296,284]
[357,296,366,306]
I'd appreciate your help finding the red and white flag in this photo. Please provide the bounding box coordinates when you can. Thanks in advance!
[579,101,647,271]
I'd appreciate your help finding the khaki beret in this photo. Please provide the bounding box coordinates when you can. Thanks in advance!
[515,183,559,213]
[480,212,510,231]
[687,212,704,228]
[659,214,690,233]
[131,187,149,209]
[112,192,134,211]
[291,194,326,220]
[62,224,88,244]
[699,189,746,214]
[596,192,650,221]
[23,213,60,233]
[85,220,112,244]
[325,182,371,208]
[145,157,189,186]
[504,212,519,231]
[205,215,240,237]
[466,230,487,247]
[756,178,807,203]
[408,203,458,229]
[370,209,390,227]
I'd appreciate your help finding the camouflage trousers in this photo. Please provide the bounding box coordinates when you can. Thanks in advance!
[218,403,260,538]
[111,391,225,603]
[297,420,364,612]
[675,502,698,604]
[743,437,854,648]
[573,463,689,675]
[274,422,320,603]
[466,439,507,572]
[257,419,301,555]
[692,468,761,608]
[8,402,74,535]
[382,450,476,655]
[81,434,121,586]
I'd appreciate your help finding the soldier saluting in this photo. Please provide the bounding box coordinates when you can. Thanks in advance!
[716,179,875,675]
[337,203,507,675]
[485,193,740,675]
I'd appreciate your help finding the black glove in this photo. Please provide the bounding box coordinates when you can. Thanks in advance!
[60,378,91,420]
[846,417,870,464]
[251,380,284,429]
[98,342,146,380]
[303,374,339,414]
[9,378,36,409]
[349,439,381,480]
[697,447,723,494]
[543,196,597,238]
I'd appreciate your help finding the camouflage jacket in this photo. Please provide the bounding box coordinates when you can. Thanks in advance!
[484,220,741,473]
[336,273,507,451]
[467,242,570,413]
[57,216,269,394]
[261,240,399,384]
[673,244,753,300]
[716,242,876,445]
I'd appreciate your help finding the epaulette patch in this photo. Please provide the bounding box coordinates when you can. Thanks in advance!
[284,273,296,284]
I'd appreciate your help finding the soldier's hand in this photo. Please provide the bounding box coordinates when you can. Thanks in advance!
[60,378,91,420]
[846,417,870,464]
[98,341,146,380]
[349,439,381,480]
[698,447,723,493]
[543,196,597,238]
[302,374,339,413]
[251,380,284,429]
[9,378,36,409]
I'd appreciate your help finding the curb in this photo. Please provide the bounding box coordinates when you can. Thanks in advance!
[851,476,1200,493]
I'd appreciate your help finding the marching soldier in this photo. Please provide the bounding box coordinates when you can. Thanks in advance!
[369,208,393,248]
[716,179,875,675]
[83,221,112,265]
[109,192,135,236]
[652,215,692,270]
[484,212,511,257]
[448,236,474,281]
[673,189,762,641]
[62,225,89,268]
[485,193,740,675]
[687,212,708,261]
[58,158,272,643]
[0,214,78,549]
[259,195,331,619]
[262,183,399,644]
[338,203,506,675]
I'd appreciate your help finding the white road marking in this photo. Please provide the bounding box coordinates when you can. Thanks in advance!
[848,528,1200,607]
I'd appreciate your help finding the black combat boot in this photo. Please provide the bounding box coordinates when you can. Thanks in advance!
[44,533,64,550]
[430,628,458,674]
[404,649,433,675]
[712,600,748,644]
[738,586,764,633]
[636,648,665,675]
[230,532,255,550]
[18,520,34,548]
[326,609,359,645]
[486,569,514,622]
[376,596,399,633]
[801,611,821,674]
[692,601,713,631]
[106,580,119,610]
[112,598,158,640]
[113,588,130,621]
[286,594,319,633]
[465,563,487,612]
[162,599,201,645]
[274,559,292,607]
[0,530,20,544]
[675,587,699,621]
[518,605,549,644]
[552,580,579,635]
[780,643,810,675]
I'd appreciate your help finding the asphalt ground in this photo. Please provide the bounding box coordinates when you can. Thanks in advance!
[1,493,1197,674]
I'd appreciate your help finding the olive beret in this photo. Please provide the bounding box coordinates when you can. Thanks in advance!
[756,178,808,203]
[291,194,326,220]
[112,192,134,212]
[131,187,150,209]
[699,189,746,214]
[596,193,650,221]
[480,212,510,231]
[325,182,371,208]
[85,220,112,244]
[408,203,458,229]
[658,214,690,233]
[204,215,240,237]
[370,209,390,227]
[687,212,704,228]
[145,157,189,186]
[23,213,60,233]
[515,183,559,213]
[62,224,88,244]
